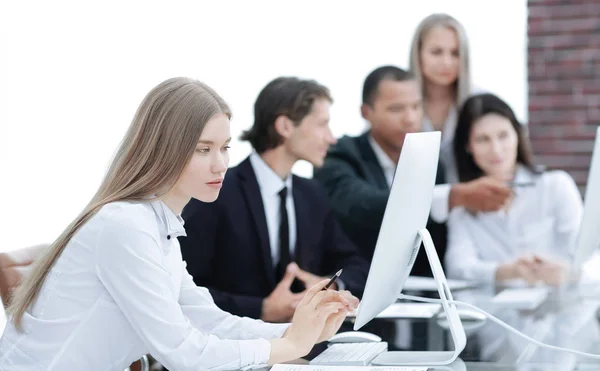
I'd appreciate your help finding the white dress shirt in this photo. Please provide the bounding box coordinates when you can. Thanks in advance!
[368,135,396,186]
[249,152,346,290]
[445,166,583,283]
[0,200,288,371]
[249,152,297,266]
[368,135,450,223]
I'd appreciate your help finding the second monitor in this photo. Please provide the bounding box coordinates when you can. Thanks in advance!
[353,131,466,366]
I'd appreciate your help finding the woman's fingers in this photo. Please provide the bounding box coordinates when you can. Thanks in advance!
[338,290,359,309]
[317,302,345,320]
[298,279,330,307]
[309,290,343,309]
[306,289,359,314]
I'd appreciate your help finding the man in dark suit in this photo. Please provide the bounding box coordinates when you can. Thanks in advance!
[179,77,369,324]
[313,66,512,277]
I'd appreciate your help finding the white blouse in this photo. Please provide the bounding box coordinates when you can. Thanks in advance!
[422,105,459,185]
[422,85,488,186]
[445,166,583,283]
[0,200,288,371]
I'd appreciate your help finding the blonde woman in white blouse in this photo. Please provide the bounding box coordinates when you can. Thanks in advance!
[0,77,358,370]
[445,93,582,286]
[409,13,475,184]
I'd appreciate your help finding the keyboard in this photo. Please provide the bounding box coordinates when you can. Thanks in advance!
[309,342,388,366]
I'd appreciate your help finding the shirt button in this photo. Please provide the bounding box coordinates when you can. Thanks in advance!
[167,235,171,240]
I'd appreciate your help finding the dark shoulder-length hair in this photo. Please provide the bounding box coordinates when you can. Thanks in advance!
[453,93,540,182]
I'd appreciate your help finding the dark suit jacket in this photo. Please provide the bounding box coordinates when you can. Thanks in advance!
[179,157,369,319]
[313,132,448,277]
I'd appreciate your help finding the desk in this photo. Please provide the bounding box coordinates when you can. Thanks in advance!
[266,283,600,371]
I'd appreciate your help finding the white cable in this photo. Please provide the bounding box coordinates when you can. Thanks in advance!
[398,293,600,360]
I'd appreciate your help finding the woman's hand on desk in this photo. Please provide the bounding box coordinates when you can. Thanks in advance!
[496,256,569,286]
[496,257,538,283]
[268,280,359,364]
[531,255,569,286]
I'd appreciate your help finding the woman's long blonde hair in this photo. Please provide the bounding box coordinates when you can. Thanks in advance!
[8,77,231,330]
[409,13,472,105]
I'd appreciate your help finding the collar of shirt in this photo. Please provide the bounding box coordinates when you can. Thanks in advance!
[368,134,396,186]
[148,199,187,241]
[491,164,538,219]
[511,164,538,196]
[249,151,293,196]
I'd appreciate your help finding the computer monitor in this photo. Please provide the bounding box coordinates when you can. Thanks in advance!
[572,126,600,271]
[353,131,466,366]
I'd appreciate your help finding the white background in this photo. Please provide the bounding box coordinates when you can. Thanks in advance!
[0,0,527,251]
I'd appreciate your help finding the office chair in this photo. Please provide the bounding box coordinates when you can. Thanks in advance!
[0,244,149,371]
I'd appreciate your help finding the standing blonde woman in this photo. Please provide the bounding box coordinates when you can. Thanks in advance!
[0,77,358,370]
[409,13,475,184]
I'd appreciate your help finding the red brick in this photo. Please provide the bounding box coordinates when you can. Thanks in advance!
[529,3,600,20]
[535,154,592,169]
[529,80,574,95]
[531,138,558,151]
[529,111,584,125]
[545,49,600,64]
[532,139,596,153]
[583,83,600,95]
[528,0,600,3]
[560,140,596,153]
[529,18,600,35]
[530,80,600,97]
[586,95,600,106]
[588,109,600,123]
[540,34,594,49]
[530,128,597,140]
[568,170,592,185]
[529,95,590,110]
[527,125,563,138]
[527,1,599,193]
[529,66,596,80]
[528,51,599,69]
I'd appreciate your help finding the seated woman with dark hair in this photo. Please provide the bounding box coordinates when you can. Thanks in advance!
[445,93,582,286]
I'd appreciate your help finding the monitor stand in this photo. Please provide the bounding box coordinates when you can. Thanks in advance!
[371,228,467,366]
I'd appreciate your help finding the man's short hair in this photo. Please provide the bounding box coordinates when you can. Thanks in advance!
[241,77,332,153]
[362,66,415,106]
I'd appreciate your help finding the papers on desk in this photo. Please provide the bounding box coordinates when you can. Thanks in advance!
[347,302,441,319]
[271,364,428,371]
[403,276,476,292]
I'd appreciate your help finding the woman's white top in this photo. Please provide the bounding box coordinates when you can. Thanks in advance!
[0,200,288,371]
[444,166,583,283]
[422,105,459,184]
[422,86,488,185]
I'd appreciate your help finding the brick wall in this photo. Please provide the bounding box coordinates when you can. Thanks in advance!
[527,0,600,194]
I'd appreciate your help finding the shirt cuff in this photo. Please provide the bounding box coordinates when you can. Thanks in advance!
[270,323,290,339]
[431,184,451,223]
[475,261,499,284]
[238,338,272,369]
